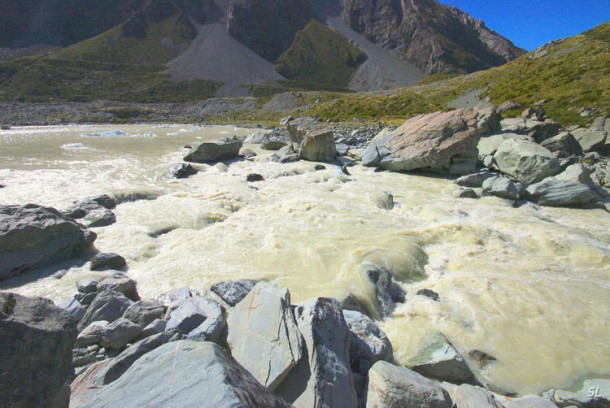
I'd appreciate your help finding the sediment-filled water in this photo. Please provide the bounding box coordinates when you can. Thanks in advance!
[1,124,608,395]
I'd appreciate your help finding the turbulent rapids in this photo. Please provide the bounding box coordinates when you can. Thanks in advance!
[1,124,609,395]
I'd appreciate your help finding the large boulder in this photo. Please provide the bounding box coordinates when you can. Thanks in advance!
[276,298,358,408]
[299,128,337,162]
[286,116,322,146]
[366,361,453,408]
[540,132,583,158]
[477,133,531,159]
[0,293,76,408]
[493,138,562,183]
[525,178,602,207]
[573,116,608,153]
[0,204,96,280]
[70,340,293,408]
[183,141,243,163]
[362,108,499,174]
[227,282,303,391]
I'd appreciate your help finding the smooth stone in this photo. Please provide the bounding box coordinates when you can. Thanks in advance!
[246,173,264,182]
[90,253,127,271]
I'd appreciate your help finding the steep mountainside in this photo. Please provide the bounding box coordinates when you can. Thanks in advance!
[342,0,525,74]
[0,0,526,100]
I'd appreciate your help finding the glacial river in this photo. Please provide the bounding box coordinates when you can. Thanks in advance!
[0,124,609,395]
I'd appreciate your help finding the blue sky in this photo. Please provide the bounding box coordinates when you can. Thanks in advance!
[439,0,610,50]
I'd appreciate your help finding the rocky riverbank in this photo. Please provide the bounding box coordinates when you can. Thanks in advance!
[1,105,609,407]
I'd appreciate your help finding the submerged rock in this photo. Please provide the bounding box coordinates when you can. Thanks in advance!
[70,340,293,408]
[169,163,198,179]
[0,204,96,281]
[365,264,406,318]
[366,361,453,408]
[227,282,303,391]
[0,293,76,408]
[183,141,243,163]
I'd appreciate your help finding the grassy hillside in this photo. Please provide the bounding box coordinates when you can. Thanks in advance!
[306,22,610,126]
[276,19,367,90]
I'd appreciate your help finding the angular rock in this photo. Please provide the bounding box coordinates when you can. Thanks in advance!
[76,321,109,347]
[57,297,86,322]
[210,279,258,307]
[97,277,139,301]
[410,332,476,384]
[493,138,562,183]
[477,133,531,160]
[83,207,116,228]
[77,279,99,294]
[75,291,98,306]
[90,253,127,271]
[183,141,243,163]
[0,293,76,408]
[366,361,453,408]
[482,175,521,201]
[500,118,561,143]
[444,383,504,408]
[0,204,96,281]
[286,116,322,146]
[123,300,166,328]
[166,296,225,342]
[456,170,495,188]
[546,378,610,407]
[540,132,583,158]
[573,120,607,153]
[365,264,406,318]
[271,145,300,163]
[341,294,369,316]
[70,340,293,408]
[227,282,303,391]
[300,128,337,162]
[78,291,134,332]
[276,298,357,408]
[343,310,393,376]
[262,137,289,151]
[169,163,198,179]
[101,318,142,349]
[362,108,498,174]
[140,319,167,338]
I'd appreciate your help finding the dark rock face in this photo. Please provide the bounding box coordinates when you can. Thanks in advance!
[0,204,96,281]
[183,141,243,163]
[366,265,406,318]
[77,290,134,332]
[227,0,315,62]
[342,0,525,75]
[169,163,198,179]
[0,293,76,408]
[90,253,127,271]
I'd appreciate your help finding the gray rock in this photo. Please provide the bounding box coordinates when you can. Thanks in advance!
[573,121,607,153]
[482,176,520,201]
[525,178,602,207]
[300,128,337,162]
[57,297,86,322]
[88,194,117,210]
[500,118,561,142]
[444,383,505,408]
[507,396,558,408]
[493,138,561,183]
[362,108,498,174]
[166,296,225,342]
[76,321,109,347]
[90,253,127,271]
[456,188,479,199]
[123,300,166,328]
[101,318,142,349]
[227,282,303,391]
[343,310,393,376]
[246,173,264,182]
[498,101,523,112]
[0,204,96,281]
[169,163,198,179]
[140,319,168,338]
[0,293,76,408]
[456,170,495,188]
[75,291,98,306]
[546,378,610,407]
[63,199,105,219]
[83,207,116,227]
[96,331,180,385]
[261,132,289,151]
[78,291,134,332]
[183,141,243,163]
[410,332,476,384]
[271,145,300,163]
[210,279,258,306]
[417,289,441,302]
[77,279,99,294]
[286,116,322,146]
[365,265,406,318]
[341,294,369,316]
[276,297,357,408]
[70,340,293,408]
[371,191,395,210]
[366,361,453,408]
[97,277,139,301]
[540,132,583,158]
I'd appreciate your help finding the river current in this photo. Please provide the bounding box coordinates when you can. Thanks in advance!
[1,124,608,395]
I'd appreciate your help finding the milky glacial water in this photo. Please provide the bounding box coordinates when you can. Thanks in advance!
[0,124,609,395]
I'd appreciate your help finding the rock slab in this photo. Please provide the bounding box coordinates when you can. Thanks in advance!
[183,141,243,163]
